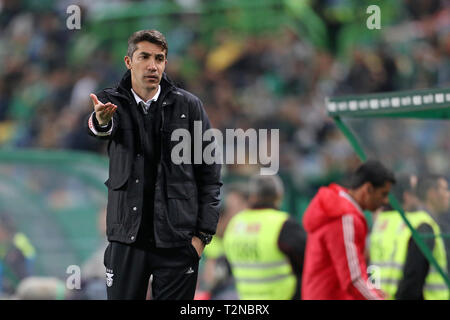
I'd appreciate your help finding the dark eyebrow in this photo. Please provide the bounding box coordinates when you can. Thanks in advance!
[138,51,165,58]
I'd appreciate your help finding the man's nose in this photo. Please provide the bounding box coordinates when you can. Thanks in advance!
[147,59,157,70]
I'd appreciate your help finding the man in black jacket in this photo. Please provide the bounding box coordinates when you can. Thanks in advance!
[396,174,449,299]
[86,30,222,300]
[372,174,449,299]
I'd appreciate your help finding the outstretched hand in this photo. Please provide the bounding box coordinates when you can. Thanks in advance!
[90,93,117,126]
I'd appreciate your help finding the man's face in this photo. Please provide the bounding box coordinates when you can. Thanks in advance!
[429,178,450,214]
[125,41,167,93]
[364,181,392,212]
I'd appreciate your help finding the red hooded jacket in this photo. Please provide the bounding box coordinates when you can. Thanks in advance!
[301,184,382,300]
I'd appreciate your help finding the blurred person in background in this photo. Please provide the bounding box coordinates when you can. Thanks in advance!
[86,29,222,300]
[223,174,306,300]
[0,214,35,297]
[200,182,249,300]
[302,160,395,300]
[370,174,420,299]
[13,276,66,300]
[370,174,449,300]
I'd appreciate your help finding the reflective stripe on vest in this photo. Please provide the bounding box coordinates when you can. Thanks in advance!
[223,209,296,300]
[370,210,449,300]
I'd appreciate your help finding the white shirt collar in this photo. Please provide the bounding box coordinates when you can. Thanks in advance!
[131,85,161,106]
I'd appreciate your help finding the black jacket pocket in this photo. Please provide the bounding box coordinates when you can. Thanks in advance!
[166,182,198,229]
[105,151,132,190]
[104,174,129,190]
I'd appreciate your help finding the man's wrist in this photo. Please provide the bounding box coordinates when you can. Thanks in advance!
[93,112,112,131]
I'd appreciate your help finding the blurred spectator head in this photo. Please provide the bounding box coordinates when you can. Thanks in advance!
[417,174,450,215]
[14,276,67,300]
[391,174,420,212]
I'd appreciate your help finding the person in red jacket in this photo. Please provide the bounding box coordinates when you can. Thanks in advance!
[302,160,396,300]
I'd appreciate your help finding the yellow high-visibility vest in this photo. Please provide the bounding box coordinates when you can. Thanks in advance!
[223,208,296,300]
[370,211,448,300]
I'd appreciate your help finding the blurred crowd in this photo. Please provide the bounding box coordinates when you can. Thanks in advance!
[0,0,448,194]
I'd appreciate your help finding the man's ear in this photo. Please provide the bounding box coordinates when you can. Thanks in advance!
[124,56,132,70]
[362,182,373,194]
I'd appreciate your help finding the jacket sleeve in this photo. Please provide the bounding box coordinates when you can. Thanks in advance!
[324,214,383,300]
[190,97,222,235]
[85,91,119,140]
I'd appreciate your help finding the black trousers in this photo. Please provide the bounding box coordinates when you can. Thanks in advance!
[103,241,200,300]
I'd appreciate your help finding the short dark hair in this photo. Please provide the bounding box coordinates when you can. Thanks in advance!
[249,175,284,209]
[225,182,250,201]
[127,29,168,58]
[350,160,396,189]
[416,174,445,201]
